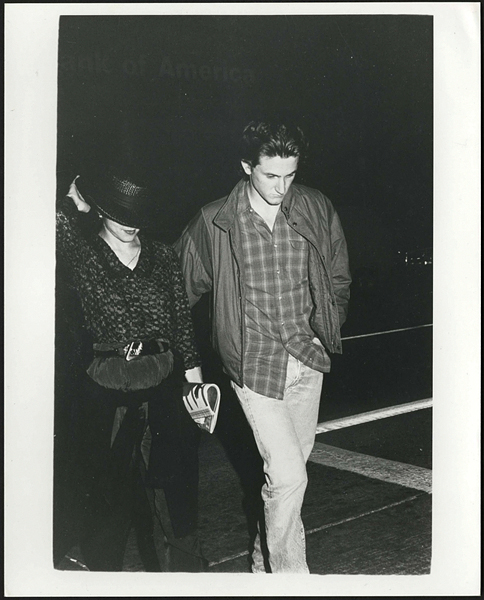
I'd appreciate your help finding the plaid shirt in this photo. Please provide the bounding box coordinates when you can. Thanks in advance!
[239,193,326,400]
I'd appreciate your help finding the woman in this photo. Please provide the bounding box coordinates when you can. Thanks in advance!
[56,164,207,571]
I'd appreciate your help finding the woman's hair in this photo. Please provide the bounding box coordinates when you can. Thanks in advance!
[240,120,308,170]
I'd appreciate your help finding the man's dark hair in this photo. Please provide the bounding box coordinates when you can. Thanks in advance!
[240,120,308,169]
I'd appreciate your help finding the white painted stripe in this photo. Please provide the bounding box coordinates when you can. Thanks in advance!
[309,442,432,493]
[208,494,424,568]
[342,323,432,341]
[305,494,422,536]
[316,398,432,434]
[209,549,249,567]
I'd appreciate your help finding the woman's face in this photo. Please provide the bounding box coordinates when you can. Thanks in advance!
[102,217,140,243]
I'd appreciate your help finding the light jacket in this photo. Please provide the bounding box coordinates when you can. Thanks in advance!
[174,179,351,386]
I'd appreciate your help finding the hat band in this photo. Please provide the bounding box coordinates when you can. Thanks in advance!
[95,205,137,227]
[76,173,152,226]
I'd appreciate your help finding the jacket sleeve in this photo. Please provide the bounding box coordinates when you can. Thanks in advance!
[167,246,202,370]
[173,209,214,308]
[329,208,351,328]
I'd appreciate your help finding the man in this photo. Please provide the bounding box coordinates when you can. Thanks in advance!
[175,120,351,573]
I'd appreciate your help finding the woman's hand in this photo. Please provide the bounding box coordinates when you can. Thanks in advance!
[184,366,203,383]
[67,176,91,213]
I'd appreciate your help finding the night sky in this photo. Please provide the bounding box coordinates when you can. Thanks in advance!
[57,15,432,272]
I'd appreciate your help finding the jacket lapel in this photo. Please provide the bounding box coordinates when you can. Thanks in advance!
[213,179,246,232]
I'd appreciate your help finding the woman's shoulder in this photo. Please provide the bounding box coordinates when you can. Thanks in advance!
[148,238,178,261]
[149,238,173,251]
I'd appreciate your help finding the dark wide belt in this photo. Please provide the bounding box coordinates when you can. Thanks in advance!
[93,340,170,361]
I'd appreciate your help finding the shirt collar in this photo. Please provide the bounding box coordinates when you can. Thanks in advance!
[214,179,297,231]
[92,231,153,278]
[240,181,295,218]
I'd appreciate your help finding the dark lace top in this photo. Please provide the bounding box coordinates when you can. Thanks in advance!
[56,197,201,370]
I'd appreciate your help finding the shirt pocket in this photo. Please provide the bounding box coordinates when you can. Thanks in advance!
[289,237,308,250]
[289,238,309,263]
[287,238,309,286]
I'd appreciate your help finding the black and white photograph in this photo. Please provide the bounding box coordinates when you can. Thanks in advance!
[5,3,480,597]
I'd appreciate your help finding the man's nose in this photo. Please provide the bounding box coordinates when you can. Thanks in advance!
[276,178,286,195]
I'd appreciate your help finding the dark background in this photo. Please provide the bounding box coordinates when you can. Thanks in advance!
[56,14,433,419]
[54,15,433,565]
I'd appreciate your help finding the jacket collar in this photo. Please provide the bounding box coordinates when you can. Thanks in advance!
[213,179,245,232]
[213,179,296,232]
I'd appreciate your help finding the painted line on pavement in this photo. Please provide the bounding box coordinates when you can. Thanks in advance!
[316,398,432,434]
[305,494,423,536]
[309,442,432,493]
[208,493,424,568]
[342,323,432,341]
[208,550,249,568]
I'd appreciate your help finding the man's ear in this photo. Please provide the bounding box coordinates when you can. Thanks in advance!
[241,160,252,176]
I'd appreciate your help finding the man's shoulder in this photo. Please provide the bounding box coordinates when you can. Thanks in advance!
[293,182,326,201]
[184,179,244,234]
[179,195,231,241]
[200,195,229,218]
[197,189,239,232]
[292,183,334,212]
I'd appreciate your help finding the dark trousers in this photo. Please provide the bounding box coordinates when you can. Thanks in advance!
[73,366,202,571]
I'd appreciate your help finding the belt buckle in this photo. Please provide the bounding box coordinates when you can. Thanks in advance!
[124,341,143,361]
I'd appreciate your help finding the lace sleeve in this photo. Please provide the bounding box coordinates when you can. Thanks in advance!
[56,196,95,271]
[168,246,202,370]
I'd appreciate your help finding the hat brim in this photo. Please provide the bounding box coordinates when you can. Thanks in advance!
[90,195,152,229]
[76,176,153,229]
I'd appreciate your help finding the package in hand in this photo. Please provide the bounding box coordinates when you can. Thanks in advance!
[182,383,221,434]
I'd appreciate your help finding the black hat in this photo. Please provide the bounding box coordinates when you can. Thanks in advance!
[76,167,154,229]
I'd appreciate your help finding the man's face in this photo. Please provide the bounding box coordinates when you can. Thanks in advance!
[242,154,299,206]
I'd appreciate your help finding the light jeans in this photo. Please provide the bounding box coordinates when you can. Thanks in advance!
[231,352,324,573]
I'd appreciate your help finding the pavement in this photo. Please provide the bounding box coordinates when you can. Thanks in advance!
[55,325,433,576]
[195,407,431,574]
[115,405,432,575]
